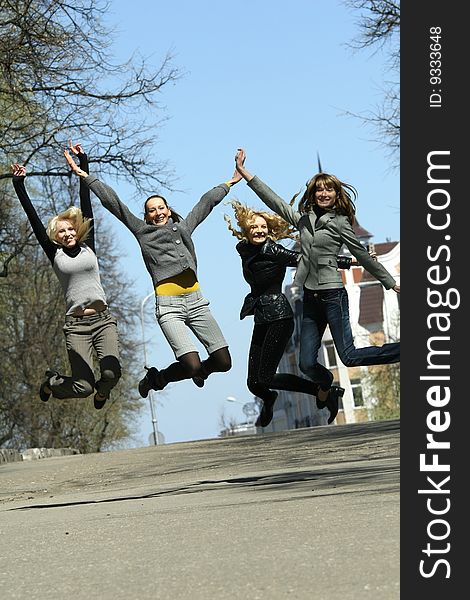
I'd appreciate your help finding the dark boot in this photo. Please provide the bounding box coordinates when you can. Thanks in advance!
[138,367,166,398]
[39,370,57,403]
[255,391,278,428]
[326,385,344,424]
[93,391,108,410]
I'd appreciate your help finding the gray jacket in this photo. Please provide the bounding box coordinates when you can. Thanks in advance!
[84,176,230,286]
[248,176,396,291]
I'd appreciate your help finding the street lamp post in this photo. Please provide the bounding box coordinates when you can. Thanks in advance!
[140,292,159,445]
[226,396,259,425]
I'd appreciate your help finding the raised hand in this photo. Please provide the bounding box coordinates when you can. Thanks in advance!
[11,163,26,177]
[227,166,243,186]
[234,148,253,182]
[64,149,88,177]
[69,139,84,155]
[235,148,246,171]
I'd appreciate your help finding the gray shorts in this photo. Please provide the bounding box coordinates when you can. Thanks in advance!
[156,290,228,359]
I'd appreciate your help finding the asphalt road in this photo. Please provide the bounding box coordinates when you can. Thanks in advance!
[0,419,399,600]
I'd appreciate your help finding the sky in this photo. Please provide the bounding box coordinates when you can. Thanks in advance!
[99,0,400,446]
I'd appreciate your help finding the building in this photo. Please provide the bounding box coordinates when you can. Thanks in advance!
[219,421,258,437]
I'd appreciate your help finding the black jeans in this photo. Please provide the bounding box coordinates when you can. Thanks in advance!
[247,318,317,402]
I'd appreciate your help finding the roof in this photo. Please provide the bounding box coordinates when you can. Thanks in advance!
[353,219,373,239]
[373,241,399,256]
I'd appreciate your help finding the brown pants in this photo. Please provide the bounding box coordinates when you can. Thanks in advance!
[49,309,121,399]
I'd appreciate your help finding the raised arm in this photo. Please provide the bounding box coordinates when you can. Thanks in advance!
[68,141,95,252]
[185,162,242,232]
[340,219,398,291]
[64,149,145,236]
[235,148,300,227]
[184,184,230,233]
[10,164,56,263]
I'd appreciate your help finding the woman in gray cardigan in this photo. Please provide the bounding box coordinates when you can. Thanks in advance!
[234,148,400,412]
[65,150,241,397]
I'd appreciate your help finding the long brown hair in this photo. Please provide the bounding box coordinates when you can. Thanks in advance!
[295,173,357,224]
[143,195,182,223]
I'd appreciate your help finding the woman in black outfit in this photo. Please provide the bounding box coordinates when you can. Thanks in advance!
[225,200,350,427]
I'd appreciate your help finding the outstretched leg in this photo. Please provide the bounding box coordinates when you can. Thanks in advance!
[325,288,400,366]
[298,290,333,392]
[246,319,320,427]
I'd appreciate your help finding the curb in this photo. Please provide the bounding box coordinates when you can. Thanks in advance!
[0,448,80,464]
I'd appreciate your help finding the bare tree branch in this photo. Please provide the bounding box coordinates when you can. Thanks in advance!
[0,0,183,191]
[342,0,400,169]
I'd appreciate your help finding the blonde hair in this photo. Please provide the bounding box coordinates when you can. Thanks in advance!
[46,206,92,244]
[295,173,357,224]
[224,199,297,242]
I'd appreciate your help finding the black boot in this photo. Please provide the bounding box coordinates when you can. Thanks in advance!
[326,385,344,424]
[192,374,206,388]
[138,367,166,398]
[39,370,57,403]
[255,392,278,428]
[93,391,109,410]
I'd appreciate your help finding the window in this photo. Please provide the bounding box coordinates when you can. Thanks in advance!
[351,379,364,407]
[324,341,337,368]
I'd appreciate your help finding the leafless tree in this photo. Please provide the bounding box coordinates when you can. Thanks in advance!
[0,0,182,191]
[0,0,184,450]
[0,181,144,451]
[342,0,400,169]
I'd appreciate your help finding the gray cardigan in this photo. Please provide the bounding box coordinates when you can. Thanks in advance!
[248,176,396,291]
[84,175,230,286]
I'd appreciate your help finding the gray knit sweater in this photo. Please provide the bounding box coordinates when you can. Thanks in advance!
[53,245,107,315]
[84,176,229,287]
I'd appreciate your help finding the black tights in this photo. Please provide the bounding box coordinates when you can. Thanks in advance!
[247,319,318,402]
[160,347,231,385]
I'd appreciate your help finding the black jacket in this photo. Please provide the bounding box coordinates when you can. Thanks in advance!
[237,239,352,324]
[236,239,297,323]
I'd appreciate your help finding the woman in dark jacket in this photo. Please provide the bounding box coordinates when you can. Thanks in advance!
[225,200,349,427]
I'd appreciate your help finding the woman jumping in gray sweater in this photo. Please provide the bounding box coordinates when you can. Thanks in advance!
[11,143,121,410]
[65,150,241,397]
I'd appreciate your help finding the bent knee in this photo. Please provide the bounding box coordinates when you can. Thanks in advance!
[185,364,200,377]
[178,360,201,378]
[73,380,95,398]
[247,380,265,397]
[101,367,122,384]
[217,348,232,372]
[219,356,232,372]
[336,352,354,367]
